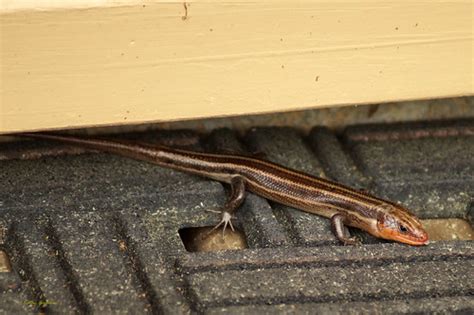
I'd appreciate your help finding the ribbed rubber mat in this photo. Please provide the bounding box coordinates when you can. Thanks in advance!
[1,119,473,314]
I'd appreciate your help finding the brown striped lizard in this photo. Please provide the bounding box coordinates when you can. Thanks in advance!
[19,133,428,246]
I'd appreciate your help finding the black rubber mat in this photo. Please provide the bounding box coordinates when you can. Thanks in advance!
[0,119,473,314]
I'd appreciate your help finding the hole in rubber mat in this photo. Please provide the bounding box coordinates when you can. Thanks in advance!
[422,219,474,241]
[179,226,247,252]
[0,250,12,273]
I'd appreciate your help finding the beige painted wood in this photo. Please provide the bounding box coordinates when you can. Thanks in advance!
[1,1,473,134]
[1,0,143,12]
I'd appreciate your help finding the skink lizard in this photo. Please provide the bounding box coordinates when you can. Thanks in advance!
[20,133,428,246]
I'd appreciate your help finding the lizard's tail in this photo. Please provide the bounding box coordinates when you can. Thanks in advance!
[19,132,163,163]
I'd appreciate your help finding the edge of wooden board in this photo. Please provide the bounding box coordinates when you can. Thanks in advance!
[1,1,473,134]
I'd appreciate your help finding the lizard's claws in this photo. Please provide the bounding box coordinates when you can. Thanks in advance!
[343,236,361,246]
[207,211,235,238]
[205,209,221,214]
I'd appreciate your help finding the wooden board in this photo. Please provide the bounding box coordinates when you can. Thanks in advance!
[1,1,473,134]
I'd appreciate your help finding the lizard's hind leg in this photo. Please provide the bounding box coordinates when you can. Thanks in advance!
[206,176,246,237]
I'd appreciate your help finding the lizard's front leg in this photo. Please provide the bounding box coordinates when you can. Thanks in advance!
[331,213,361,245]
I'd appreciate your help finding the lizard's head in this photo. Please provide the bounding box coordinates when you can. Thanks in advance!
[375,205,429,245]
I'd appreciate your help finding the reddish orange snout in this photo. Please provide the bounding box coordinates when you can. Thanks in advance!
[378,224,429,246]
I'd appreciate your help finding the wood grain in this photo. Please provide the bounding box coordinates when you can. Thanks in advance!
[1,1,473,133]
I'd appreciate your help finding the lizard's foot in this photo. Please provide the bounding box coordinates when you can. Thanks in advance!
[342,236,361,246]
[208,211,235,238]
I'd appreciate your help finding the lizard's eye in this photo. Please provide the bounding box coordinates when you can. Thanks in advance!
[398,224,408,233]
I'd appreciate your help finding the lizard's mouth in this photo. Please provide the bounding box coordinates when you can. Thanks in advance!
[379,228,429,246]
